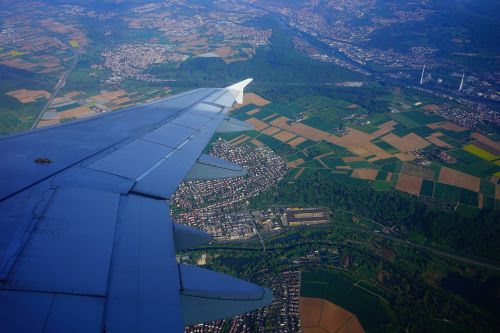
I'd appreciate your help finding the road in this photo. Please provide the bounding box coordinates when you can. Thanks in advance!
[31,48,79,130]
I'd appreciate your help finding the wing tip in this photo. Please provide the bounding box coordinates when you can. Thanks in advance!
[226,78,253,104]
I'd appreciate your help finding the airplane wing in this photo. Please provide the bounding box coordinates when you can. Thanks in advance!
[0,79,273,333]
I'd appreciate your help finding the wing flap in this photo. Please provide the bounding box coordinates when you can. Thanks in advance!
[3,187,119,295]
[216,116,254,133]
[187,154,247,180]
[0,291,105,333]
[179,264,273,325]
[173,223,212,251]
[105,196,183,332]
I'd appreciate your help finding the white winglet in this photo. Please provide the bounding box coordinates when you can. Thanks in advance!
[225,78,253,104]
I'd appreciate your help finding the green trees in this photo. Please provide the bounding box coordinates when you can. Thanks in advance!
[250,171,500,261]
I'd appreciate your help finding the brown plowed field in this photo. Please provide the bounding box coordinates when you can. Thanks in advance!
[396,174,423,195]
[300,297,364,333]
[288,136,307,147]
[425,133,454,148]
[381,133,430,152]
[351,168,378,180]
[438,166,480,192]
[273,130,297,143]
[262,126,282,135]
[246,118,269,131]
[427,121,468,132]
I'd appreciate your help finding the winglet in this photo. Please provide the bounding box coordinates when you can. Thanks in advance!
[225,78,253,104]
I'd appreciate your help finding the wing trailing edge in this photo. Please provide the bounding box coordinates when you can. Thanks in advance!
[216,116,254,133]
[187,154,247,180]
[179,264,273,325]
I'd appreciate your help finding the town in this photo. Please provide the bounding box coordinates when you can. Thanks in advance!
[171,139,288,240]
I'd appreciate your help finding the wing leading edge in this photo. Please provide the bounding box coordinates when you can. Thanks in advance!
[0,79,273,332]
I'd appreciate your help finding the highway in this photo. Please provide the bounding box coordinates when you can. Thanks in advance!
[31,48,79,130]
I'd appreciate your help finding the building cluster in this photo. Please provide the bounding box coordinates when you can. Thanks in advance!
[284,208,329,226]
[62,5,99,18]
[102,43,185,83]
[276,270,302,331]
[185,270,302,333]
[171,139,288,240]
[436,103,500,129]
[211,22,271,47]
[147,16,204,38]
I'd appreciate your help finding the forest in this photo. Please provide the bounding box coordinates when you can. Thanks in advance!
[249,171,500,262]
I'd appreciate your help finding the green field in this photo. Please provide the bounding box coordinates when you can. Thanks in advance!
[373,180,396,191]
[262,103,298,119]
[388,113,421,128]
[352,123,379,134]
[411,126,435,137]
[347,160,372,168]
[420,179,435,197]
[403,110,443,125]
[459,189,479,206]
[321,157,347,168]
[301,270,396,331]
[252,109,275,120]
[302,116,334,132]
[372,139,400,154]
[434,183,461,202]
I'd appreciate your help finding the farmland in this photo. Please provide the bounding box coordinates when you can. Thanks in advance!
[229,92,500,210]
[301,270,395,331]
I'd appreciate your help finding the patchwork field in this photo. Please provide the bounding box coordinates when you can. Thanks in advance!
[301,270,395,331]
[7,89,50,103]
[36,87,173,128]
[228,94,500,209]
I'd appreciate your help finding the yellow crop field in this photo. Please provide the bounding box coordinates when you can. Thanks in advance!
[463,144,497,161]
[9,50,24,56]
[69,40,79,48]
